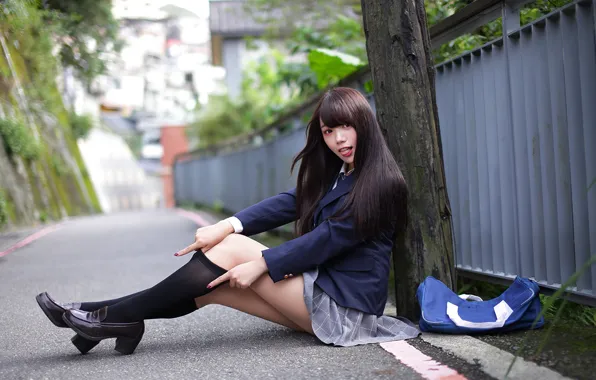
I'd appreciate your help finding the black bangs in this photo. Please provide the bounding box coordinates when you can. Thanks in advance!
[318,92,356,128]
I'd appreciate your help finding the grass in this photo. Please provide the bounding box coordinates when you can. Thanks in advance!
[457,276,596,328]
[505,255,596,377]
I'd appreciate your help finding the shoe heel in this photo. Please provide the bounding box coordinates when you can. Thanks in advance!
[114,324,144,355]
[71,334,100,354]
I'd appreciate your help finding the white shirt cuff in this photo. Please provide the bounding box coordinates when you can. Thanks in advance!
[225,217,244,234]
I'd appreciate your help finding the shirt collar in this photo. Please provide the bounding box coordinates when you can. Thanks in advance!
[338,163,354,177]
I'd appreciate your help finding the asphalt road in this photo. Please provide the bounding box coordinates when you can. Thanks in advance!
[0,210,426,380]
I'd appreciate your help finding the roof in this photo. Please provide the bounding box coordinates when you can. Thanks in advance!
[209,1,270,37]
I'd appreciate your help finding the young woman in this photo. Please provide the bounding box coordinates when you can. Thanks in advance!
[36,87,420,355]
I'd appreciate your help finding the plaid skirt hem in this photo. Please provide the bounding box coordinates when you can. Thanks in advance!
[303,268,420,347]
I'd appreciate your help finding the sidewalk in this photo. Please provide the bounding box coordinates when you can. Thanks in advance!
[183,206,595,380]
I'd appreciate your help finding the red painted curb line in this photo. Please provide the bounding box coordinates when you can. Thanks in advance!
[380,341,467,380]
[0,224,63,258]
[174,208,212,227]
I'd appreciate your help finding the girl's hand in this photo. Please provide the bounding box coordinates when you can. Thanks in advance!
[175,220,234,256]
[207,258,268,289]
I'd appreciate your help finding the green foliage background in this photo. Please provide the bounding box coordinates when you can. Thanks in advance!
[191,0,572,148]
[0,0,104,227]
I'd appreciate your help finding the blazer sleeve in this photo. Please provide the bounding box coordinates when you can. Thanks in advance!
[261,210,364,282]
[233,188,297,236]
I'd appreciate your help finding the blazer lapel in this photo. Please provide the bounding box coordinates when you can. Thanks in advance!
[314,174,355,224]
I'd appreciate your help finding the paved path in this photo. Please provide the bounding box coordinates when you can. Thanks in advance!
[0,209,575,380]
[78,128,163,213]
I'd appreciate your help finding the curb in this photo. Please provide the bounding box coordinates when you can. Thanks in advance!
[174,208,214,227]
[0,223,63,258]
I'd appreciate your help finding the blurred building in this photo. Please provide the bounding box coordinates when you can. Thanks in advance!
[208,0,310,100]
[96,1,226,160]
[209,0,269,99]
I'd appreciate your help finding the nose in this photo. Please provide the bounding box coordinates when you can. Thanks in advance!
[335,128,347,144]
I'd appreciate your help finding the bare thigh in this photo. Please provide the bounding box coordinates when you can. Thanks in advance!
[204,234,314,334]
[197,284,305,332]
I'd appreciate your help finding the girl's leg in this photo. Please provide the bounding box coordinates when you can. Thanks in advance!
[60,234,312,355]
[197,284,305,332]
[80,291,198,319]
[203,234,314,334]
[65,250,227,323]
[62,250,230,354]
[64,235,311,329]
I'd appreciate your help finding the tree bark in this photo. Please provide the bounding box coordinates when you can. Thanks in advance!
[360,0,456,320]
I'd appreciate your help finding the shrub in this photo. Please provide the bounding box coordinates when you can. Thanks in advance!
[68,112,93,140]
[0,118,41,161]
[0,189,8,227]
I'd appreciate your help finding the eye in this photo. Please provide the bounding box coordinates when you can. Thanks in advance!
[323,129,332,135]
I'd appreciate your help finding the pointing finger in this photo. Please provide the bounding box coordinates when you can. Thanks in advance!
[174,242,197,257]
[207,272,230,289]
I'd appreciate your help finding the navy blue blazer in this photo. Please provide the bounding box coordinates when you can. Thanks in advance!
[233,173,395,317]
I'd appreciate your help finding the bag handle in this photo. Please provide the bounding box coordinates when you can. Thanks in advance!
[446,301,514,329]
[458,294,483,302]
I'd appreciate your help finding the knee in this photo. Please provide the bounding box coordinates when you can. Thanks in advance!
[210,234,264,265]
[212,234,244,258]
[219,233,245,248]
[205,234,245,267]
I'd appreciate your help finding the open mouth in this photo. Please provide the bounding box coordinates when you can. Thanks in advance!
[339,147,353,157]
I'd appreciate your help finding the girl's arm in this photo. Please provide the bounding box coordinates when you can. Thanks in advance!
[261,209,365,282]
[227,188,298,236]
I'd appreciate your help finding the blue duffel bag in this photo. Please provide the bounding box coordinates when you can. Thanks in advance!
[416,276,545,334]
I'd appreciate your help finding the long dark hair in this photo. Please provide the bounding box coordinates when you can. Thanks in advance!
[291,87,408,239]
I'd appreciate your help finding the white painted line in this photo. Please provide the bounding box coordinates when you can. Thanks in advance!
[175,208,211,227]
[380,340,467,380]
[420,333,570,380]
[0,224,62,257]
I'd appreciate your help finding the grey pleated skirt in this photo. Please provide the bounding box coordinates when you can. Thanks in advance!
[303,268,420,347]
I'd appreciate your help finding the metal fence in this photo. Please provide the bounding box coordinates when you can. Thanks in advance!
[174,0,596,305]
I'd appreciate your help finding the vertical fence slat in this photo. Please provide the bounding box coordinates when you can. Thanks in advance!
[455,61,471,269]
[576,1,596,293]
[476,49,492,271]
[522,27,548,282]
[462,55,480,269]
[545,14,576,286]
[533,22,561,285]
[508,34,534,278]
[442,63,463,268]
[495,42,518,276]
[561,6,591,291]
[483,45,505,274]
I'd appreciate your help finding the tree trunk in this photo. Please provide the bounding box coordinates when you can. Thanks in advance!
[360,0,456,320]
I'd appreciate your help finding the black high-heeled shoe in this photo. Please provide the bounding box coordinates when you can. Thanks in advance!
[35,292,100,354]
[62,307,145,355]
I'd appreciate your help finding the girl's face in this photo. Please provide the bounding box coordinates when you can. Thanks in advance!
[320,118,357,170]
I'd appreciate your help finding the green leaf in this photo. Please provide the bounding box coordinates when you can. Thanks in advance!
[307,48,364,89]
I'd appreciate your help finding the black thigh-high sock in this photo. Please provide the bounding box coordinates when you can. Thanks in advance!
[80,291,145,311]
[79,291,199,320]
[102,250,226,323]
